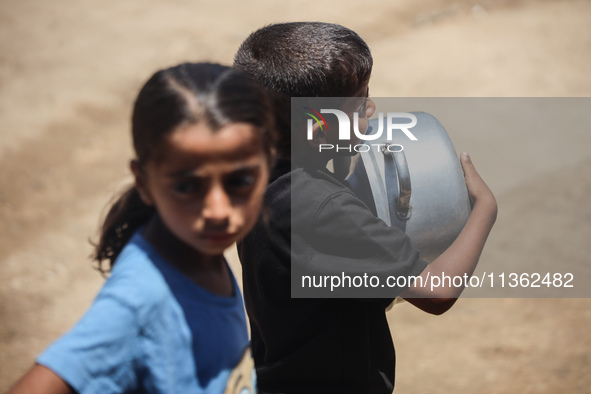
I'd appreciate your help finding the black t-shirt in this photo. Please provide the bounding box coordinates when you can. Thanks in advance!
[238,161,427,394]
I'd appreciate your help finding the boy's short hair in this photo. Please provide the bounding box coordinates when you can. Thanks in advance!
[234,22,373,157]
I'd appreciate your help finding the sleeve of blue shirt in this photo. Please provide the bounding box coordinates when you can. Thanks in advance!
[37,278,142,393]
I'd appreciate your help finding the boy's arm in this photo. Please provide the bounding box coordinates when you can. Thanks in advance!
[400,152,498,315]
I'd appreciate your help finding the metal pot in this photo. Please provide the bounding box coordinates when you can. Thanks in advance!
[345,112,471,262]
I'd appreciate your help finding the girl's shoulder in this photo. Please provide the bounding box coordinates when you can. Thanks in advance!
[98,231,175,321]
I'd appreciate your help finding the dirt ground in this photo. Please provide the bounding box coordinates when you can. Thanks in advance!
[1,0,591,392]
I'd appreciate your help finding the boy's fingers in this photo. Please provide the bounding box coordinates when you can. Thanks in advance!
[460,152,483,202]
[461,151,471,163]
[460,151,472,168]
[460,151,496,207]
[460,152,477,179]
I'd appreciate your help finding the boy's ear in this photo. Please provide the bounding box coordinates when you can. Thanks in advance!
[130,159,154,206]
[307,121,327,149]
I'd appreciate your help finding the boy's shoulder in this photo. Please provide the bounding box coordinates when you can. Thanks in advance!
[267,165,355,205]
[274,166,353,196]
[288,166,372,224]
[293,167,351,193]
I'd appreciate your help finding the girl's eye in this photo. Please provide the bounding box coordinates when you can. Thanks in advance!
[226,174,256,190]
[174,180,200,194]
[225,170,258,193]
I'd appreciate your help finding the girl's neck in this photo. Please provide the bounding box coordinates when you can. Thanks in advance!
[142,215,233,297]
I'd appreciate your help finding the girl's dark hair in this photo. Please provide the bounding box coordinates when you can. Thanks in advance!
[93,62,275,273]
[233,22,373,158]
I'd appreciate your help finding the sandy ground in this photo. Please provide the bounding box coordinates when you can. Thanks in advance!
[1,0,591,392]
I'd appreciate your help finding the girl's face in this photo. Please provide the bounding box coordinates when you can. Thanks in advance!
[134,122,270,256]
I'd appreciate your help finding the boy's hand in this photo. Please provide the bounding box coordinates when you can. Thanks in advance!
[403,152,498,313]
[461,152,497,218]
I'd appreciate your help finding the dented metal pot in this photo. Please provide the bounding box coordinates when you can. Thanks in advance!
[345,112,471,262]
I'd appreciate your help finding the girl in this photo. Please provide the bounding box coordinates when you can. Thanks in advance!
[9,62,275,393]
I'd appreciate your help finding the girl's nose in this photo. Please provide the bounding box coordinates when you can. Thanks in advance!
[203,185,231,222]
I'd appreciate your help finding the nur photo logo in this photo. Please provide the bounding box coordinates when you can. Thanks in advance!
[304,108,419,152]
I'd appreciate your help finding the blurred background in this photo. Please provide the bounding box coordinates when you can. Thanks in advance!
[1,0,590,392]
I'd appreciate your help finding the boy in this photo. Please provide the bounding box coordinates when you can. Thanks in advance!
[234,22,497,393]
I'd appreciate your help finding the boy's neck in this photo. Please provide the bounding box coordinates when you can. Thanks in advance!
[290,152,332,171]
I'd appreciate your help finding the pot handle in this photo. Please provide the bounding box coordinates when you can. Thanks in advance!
[383,145,411,221]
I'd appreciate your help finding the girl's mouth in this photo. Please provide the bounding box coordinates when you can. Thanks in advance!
[200,232,236,243]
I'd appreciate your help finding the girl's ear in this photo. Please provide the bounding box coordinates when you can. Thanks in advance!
[307,121,327,149]
[130,159,154,206]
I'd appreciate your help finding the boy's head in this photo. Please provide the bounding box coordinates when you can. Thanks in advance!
[234,22,373,159]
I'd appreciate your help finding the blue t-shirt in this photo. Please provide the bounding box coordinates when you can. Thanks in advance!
[37,230,256,393]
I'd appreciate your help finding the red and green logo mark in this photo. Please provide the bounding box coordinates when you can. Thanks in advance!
[304,107,328,133]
